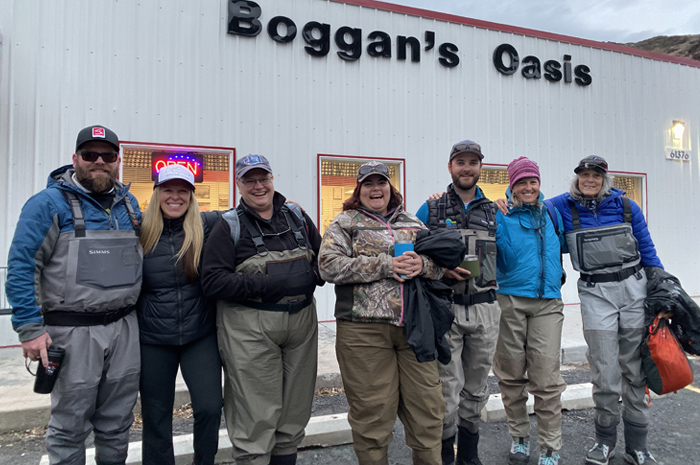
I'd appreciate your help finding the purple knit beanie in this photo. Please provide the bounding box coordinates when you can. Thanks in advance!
[507,156,540,189]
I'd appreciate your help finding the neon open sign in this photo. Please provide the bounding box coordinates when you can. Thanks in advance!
[151,152,204,183]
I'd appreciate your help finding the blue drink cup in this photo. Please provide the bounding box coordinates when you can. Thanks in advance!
[394,241,414,278]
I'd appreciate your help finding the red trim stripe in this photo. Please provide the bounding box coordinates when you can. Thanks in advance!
[332,0,700,69]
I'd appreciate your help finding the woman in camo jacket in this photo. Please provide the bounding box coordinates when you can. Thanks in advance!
[319,161,445,465]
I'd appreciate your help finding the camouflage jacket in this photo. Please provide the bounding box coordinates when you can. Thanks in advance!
[318,206,444,326]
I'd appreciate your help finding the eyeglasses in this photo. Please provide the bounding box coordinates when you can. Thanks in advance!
[80,151,119,163]
[240,175,273,187]
[517,209,547,231]
[357,162,389,177]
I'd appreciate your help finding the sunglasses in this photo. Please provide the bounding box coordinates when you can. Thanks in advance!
[357,162,389,177]
[80,151,119,163]
[583,158,608,170]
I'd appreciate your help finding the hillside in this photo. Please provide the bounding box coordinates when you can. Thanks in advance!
[622,34,700,62]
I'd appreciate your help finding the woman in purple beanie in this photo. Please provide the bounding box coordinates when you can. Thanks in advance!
[493,157,566,465]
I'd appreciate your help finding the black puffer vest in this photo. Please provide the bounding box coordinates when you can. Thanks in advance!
[426,186,498,295]
[137,214,216,346]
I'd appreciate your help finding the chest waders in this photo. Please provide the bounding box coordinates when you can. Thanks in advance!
[232,207,316,313]
[430,192,499,307]
[565,197,642,286]
[41,191,143,326]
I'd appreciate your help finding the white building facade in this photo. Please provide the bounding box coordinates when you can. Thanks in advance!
[1,0,698,345]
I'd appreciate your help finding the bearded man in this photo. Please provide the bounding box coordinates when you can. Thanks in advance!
[416,140,501,465]
[6,125,143,465]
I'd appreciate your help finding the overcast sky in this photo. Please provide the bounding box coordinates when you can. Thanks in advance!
[388,0,700,43]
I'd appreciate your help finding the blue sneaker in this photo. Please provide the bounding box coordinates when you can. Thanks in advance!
[538,449,560,465]
[509,437,530,465]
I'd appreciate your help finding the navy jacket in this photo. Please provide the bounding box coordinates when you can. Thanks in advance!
[137,214,217,346]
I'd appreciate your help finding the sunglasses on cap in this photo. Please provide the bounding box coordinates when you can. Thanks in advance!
[575,156,608,173]
[357,162,390,179]
[80,151,119,163]
[451,142,481,154]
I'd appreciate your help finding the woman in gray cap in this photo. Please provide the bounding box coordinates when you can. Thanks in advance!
[319,161,445,465]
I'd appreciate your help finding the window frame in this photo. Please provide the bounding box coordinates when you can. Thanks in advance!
[119,141,236,210]
[316,154,407,234]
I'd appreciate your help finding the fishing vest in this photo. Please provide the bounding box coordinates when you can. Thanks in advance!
[426,188,498,295]
[565,197,641,275]
[40,190,143,318]
[223,205,316,313]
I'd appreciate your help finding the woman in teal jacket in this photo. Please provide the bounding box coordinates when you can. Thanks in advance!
[493,157,565,465]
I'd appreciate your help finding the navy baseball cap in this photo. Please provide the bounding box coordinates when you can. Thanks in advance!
[236,154,273,179]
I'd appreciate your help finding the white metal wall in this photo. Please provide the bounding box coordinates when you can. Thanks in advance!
[1,0,699,342]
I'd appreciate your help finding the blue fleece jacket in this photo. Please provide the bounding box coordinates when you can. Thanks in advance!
[6,165,142,335]
[496,189,564,299]
[546,187,662,268]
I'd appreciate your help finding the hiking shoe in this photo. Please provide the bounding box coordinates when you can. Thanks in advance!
[585,443,615,465]
[623,449,658,464]
[538,449,560,465]
[508,438,530,465]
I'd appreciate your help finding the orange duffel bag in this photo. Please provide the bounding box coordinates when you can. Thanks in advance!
[641,314,694,395]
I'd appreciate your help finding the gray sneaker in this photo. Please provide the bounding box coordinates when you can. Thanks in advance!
[623,449,658,464]
[509,437,530,465]
[585,442,615,465]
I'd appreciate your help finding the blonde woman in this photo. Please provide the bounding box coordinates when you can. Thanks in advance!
[137,164,223,465]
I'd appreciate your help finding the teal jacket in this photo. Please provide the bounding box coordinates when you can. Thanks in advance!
[495,189,564,299]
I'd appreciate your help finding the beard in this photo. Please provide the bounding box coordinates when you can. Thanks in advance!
[74,163,118,193]
[451,172,479,191]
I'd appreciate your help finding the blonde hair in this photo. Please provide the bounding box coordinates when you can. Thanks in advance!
[140,187,204,281]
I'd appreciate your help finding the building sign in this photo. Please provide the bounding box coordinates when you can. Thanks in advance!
[226,0,592,85]
[151,152,204,182]
[666,148,691,161]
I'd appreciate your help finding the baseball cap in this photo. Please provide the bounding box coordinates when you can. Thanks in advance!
[357,161,391,183]
[75,125,120,152]
[574,155,608,174]
[154,164,195,189]
[236,154,273,179]
[449,140,484,161]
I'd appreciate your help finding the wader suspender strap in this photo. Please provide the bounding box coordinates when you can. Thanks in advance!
[122,198,141,236]
[238,205,308,256]
[437,193,448,226]
[482,203,497,237]
[282,206,308,250]
[569,196,632,230]
[238,213,268,256]
[61,191,86,238]
[61,190,140,238]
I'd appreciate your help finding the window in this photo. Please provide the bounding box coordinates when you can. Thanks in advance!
[479,167,510,201]
[613,174,644,209]
[318,156,404,234]
[121,145,234,213]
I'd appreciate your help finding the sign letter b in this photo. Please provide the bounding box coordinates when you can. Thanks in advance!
[228,0,262,37]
